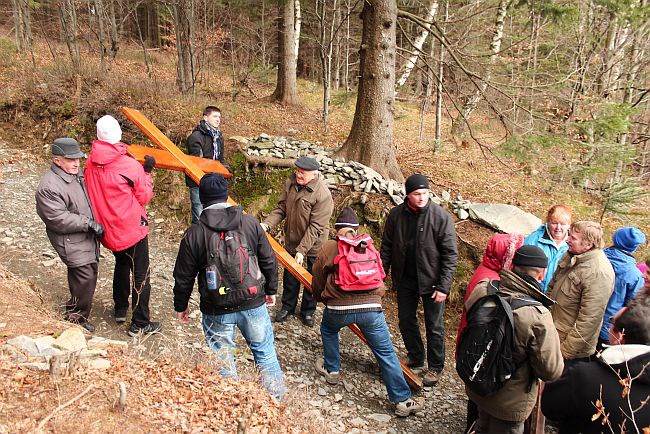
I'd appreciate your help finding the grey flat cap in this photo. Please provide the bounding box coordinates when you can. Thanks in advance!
[52,138,84,159]
[295,156,319,171]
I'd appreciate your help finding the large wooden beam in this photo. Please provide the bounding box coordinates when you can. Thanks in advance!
[127,144,232,175]
[120,106,422,390]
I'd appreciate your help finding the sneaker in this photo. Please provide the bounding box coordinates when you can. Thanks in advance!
[128,322,162,337]
[301,314,315,327]
[422,370,440,387]
[114,309,127,323]
[275,309,291,323]
[315,357,341,385]
[395,397,423,417]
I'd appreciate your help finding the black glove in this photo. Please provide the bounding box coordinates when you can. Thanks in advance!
[143,155,156,173]
[88,219,105,238]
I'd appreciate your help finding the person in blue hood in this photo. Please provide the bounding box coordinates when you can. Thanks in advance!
[524,204,572,293]
[598,227,646,349]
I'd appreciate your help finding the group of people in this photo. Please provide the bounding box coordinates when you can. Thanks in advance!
[459,205,649,433]
[35,107,649,427]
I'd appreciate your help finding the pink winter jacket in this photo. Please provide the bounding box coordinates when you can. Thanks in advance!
[85,140,153,252]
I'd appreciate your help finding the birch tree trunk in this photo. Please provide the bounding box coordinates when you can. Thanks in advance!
[336,0,403,182]
[318,0,338,130]
[271,0,299,105]
[396,0,438,88]
[294,0,301,60]
[435,0,448,149]
[450,0,508,137]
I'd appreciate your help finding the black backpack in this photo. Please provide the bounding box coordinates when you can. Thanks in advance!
[456,280,541,396]
[201,223,264,308]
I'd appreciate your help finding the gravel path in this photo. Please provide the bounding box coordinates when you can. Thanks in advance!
[0,141,468,433]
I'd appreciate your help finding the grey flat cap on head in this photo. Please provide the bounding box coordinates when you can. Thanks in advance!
[52,138,84,159]
[295,156,320,171]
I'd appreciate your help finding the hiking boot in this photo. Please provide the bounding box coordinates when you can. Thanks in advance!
[422,370,441,387]
[275,309,291,323]
[315,357,341,385]
[395,397,423,417]
[301,314,315,327]
[114,309,127,323]
[403,355,424,370]
[128,322,162,337]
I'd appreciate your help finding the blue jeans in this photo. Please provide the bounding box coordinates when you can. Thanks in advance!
[189,186,203,224]
[320,309,411,403]
[202,304,285,400]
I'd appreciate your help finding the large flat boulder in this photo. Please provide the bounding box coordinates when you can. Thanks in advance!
[468,203,541,235]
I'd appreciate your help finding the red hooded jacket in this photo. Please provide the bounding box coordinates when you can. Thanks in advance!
[455,233,524,357]
[84,140,153,252]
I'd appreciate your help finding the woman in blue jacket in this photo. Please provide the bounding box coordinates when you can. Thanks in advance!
[524,204,572,293]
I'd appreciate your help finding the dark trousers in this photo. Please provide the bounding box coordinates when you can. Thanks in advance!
[476,407,524,434]
[396,278,445,372]
[281,255,317,318]
[65,262,98,323]
[113,236,151,327]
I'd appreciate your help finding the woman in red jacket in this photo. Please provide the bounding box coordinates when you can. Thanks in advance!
[85,115,161,337]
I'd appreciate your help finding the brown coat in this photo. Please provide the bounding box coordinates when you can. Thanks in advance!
[465,270,564,422]
[264,174,334,256]
[547,248,615,359]
[312,229,385,307]
[35,164,99,268]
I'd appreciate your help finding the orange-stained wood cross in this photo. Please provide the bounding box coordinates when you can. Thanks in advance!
[120,106,422,390]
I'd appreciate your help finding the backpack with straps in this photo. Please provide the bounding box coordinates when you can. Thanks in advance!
[201,224,264,308]
[333,234,386,291]
[456,280,541,396]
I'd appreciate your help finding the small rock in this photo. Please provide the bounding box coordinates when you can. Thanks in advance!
[368,413,391,423]
[318,387,327,396]
[85,358,111,370]
[349,417,366,427]
[42,258,58,267]
[53,328,88,352]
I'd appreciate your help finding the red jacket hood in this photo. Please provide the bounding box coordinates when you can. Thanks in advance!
[89,139,127,165]
[482,233,524,272]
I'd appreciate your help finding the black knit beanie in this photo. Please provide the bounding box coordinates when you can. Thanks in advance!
[199,173,229,205]
[513,245,548,268]
[335,207,359,228]
[405,174,429,195]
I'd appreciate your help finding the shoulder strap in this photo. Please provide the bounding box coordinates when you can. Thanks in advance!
[510,296,542,310]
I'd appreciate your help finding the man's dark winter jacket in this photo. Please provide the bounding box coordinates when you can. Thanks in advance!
[184,120,226,188]
[172,204,278,315]
[542,344,650,433]
[380,200,458,295]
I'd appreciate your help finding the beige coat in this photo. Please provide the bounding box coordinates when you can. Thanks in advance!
[465,270,564,422]
[547,249,615,359]
[264,174,333,256]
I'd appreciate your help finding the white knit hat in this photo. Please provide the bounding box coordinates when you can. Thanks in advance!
[96,115,122,144]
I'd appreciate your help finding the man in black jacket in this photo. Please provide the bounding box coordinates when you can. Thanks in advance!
[185,106,229,224]
[380,174,458,387]
[172,173,285,400]
[541,300,650,433]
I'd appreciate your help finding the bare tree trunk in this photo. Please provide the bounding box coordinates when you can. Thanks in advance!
[11,0,33,52]
[336,0,403,182]
[261,0,269,68]
[92,0,107,71]
[172,0,196,94]
[344,0,351,93]
[59,0,82,73]
[450,0,508,137]
[318,0,339,130]
[435,0,448,150]
[108,0,119,60]
[396,0,438,88]
[294,0,301,60]
[271,0,299,105]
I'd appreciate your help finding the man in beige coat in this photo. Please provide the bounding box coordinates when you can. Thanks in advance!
[262,156,334,327]
[465,245,564,434]
[547,221,615,364]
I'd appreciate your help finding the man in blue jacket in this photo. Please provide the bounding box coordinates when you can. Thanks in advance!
[598,227,646,349]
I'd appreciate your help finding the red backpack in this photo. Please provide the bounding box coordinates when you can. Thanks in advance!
[333,234,386,291]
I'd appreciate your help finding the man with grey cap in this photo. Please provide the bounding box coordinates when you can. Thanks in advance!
[262,156,334,327]
[463,245,563,434]
[36,138,104,332]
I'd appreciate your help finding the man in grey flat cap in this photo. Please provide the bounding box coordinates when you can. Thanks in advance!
[262,156,334,327]
[36,138,104,332]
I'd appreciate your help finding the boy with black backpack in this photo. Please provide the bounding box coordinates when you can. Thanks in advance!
[312,208,423,417]
[457,245,563,433]
[172,173,285,400]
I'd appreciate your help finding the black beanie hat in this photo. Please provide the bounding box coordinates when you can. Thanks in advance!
[513,245,548,268]
[405,174,429,195]
[335,207,359,228]
[199,173,229,205]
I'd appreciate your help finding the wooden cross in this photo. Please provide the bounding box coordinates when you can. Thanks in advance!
[120,107,422,390]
